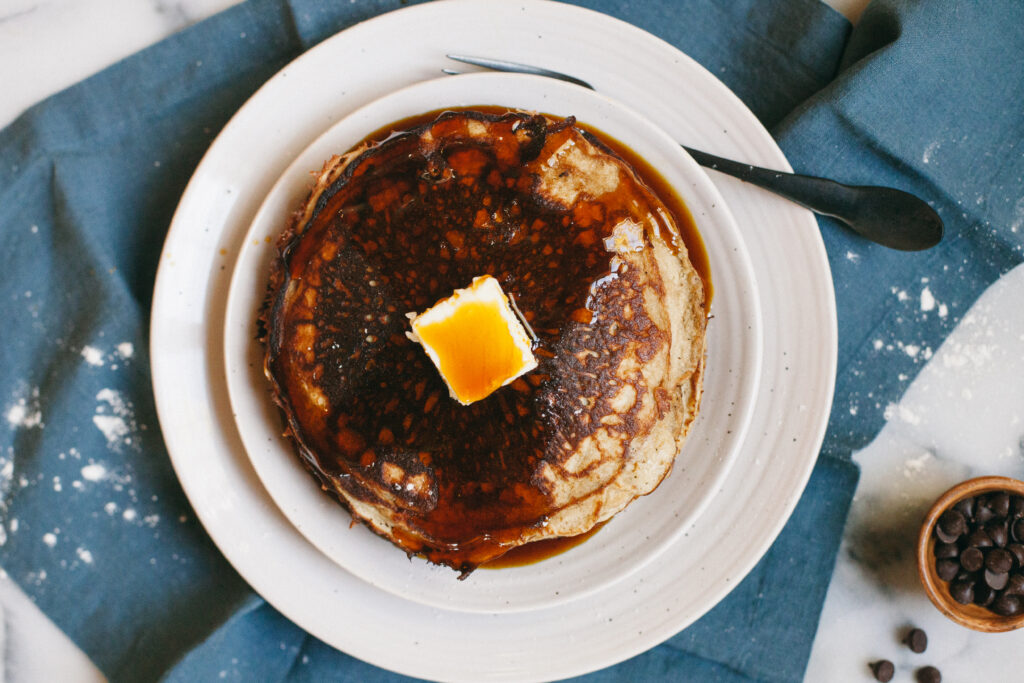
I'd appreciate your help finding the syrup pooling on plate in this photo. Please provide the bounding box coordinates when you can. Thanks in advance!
[264,109,708,572]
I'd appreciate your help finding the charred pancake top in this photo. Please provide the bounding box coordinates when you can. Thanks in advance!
[263,110,707,573]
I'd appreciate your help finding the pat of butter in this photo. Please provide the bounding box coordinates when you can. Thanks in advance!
[409,275,537,405]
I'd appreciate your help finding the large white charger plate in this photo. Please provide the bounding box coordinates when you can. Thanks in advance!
[150,1,837,681]
[222,73,761,613]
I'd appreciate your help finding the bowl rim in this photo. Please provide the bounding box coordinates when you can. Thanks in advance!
[917,475,1024,632]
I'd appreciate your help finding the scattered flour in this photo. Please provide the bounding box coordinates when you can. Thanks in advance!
[2,452,21,505]
[116,342,134,359]
[42,532,57,548]
[922,140,940,164]
[902,451,933,478]
[122,508,137,522]
[92,389,138,450]
[6,387,43,429]
[81,346,105,367]
[846,251,861,263]
[938,303,949,318]
[76,547,94,564]
[104,502,118,515]
[884,402,922,426]
[920,287,936,312]
[81,463,107,482]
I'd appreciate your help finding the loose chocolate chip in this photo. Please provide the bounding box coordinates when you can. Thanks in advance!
[1007,544,1024,568]
[991,491,1011,518]
[974,581,997,607]
[966,529,993,548]
[870,659,895,682]
[960,546,984,572]
[938,510,966,537]
[1005,573,1024,595]
[953,496,975,519]
[936,559,960,581]
[986,548,1014,574]
[933,542,959,559]
[916,665,942,683]
[903,627,927,653]
[950,579,975,604]
[987,522,1009,548]
[1011,495,1024,518]
[992,593,1024,616]
[1013,519,1024,543]
[985,569,1010,591]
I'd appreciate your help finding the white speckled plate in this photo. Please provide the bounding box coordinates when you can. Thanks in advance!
[221,73,760,613]
[151,1,836,680]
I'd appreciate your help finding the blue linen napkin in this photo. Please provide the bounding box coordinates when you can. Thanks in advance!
[0,0,1020,681]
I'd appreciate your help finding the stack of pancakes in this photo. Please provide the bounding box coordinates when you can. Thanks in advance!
[262,110,707,575]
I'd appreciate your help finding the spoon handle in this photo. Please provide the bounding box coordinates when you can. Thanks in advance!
[683,146,942,251]
[684,146,863,219]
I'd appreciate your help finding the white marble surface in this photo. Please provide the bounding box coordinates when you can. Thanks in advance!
[10,1,1024,683]
[805,264,1024,681]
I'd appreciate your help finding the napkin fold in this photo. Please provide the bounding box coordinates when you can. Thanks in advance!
[0,0,1021,681]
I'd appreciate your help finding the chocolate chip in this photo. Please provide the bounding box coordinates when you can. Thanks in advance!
[938,510,966,538]
[991,492,1011,518]
[903,627,927,653]
[987,522,1009,548]
[976,505,996,524]
[916,665,941,683]
[950,579,975,604]
[985,569,1010,591]
[936,559,959,581]
[1011,495,1024,518]
[1005,573,1024,595]
[1007,543,1024,568]
[953,496,975,519]
[934,542,959,559]
[966,529,993,548]
[992,593,1024,616]
[870,659,895,682]
[986,548,1014,573]
[974,581,997,606]
[1013,519,1024,543]
[960,546,984,572]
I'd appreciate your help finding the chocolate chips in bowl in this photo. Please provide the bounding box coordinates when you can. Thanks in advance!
[917,476,1024,632]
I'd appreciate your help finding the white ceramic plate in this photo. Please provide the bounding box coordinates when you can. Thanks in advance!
[222,73,761,613]
[151,1,836,680]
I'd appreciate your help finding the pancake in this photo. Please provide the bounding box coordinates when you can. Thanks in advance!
[262,110,707,575]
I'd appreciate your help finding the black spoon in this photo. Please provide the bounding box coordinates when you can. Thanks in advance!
[446,54,944,251]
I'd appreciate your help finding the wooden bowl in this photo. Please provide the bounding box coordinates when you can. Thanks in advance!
[917,476,1024,632]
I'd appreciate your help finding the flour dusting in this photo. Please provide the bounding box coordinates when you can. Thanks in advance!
[81,463,107,482]
[92,389,139,450]
[116,342,134,359]
[81,346,105,367]
[6,387,43,429]
[76,547,94,564]
[42,532,57,548]
[920,287,936,312]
